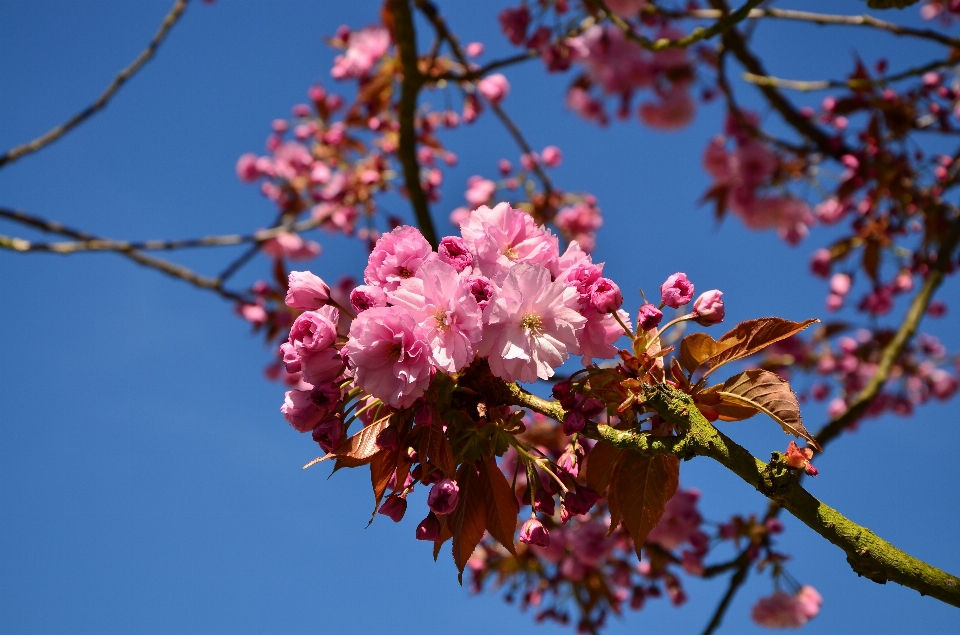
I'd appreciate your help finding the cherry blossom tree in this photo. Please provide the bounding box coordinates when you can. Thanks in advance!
[4,1,960,633]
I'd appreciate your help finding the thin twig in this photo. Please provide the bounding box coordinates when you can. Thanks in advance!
[743,58,960,93]
[701,552,752,635]
[0,0,189,169]
[432,51,539,82]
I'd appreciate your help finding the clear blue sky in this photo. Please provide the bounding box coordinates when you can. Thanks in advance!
[1,1,958,634]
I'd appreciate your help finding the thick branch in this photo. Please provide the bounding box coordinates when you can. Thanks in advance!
[0,0,189,169]
[391,0,438,248]
[505,383,960,607]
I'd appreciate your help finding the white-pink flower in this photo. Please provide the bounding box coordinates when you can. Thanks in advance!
[579,308,630,365]
[751,585,822,628]
[331,25,391,80]
[478,264,585,383]
[460,202,559,280]
[389,260,483,373]
[363,225,435,291]
[343,307,433,408]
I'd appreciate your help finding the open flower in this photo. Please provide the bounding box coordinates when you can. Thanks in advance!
[460,203,559,280]
[363,225,434,291]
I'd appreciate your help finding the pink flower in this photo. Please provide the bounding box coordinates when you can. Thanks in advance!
[465,41,485,57]
[815,197,846,224]
[349,284,387,313]
[605,0,648,18]
[639,87,696,130]
[285,271,330,310]
[289,306,339,354]
[810,248,832,278]
[637,303,663,330]
[312,414,344,452]
[416,513,442,540]
[279,342,301,374]
[661,272,695,308]
[331,25,391,80]
[300,347,345,386]
[460,202,560,280]
[464,175,496,207]
[271,142,313,180]
[343,307,433,408]
[478,73,510,105]
[378,494,407,522]
[830,273,852,296]
[648,488,704,551]
[428,478,461,515]
[281,389,324,432]
[363,225,434,291]
[692,290,724,325]
[590,278,623,313]
[478,263,585,383]
[703,137,733,182]
[309,381,341,411]
[541,145,562,167]
[262,232,321,261]
[751,586,822,628]
[498,6,531,45]
[465,275,496,311]
[785,441,818,477]
[437,236,475,272]
[388,260,483,373]
[236,153,260,182]
[733,140,777,188]
[579,309,630,365]
[520,518,551,546]
[568,25,650,95]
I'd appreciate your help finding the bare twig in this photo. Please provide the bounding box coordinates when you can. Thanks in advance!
[0,0,189,169]
[743,58,960,92]
[432,51,539,82]
[701,552,752,635]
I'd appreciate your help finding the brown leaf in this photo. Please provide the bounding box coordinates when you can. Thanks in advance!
[369,449,399,520]
[680,333,719,374]
[863,240,881,284]
[419,423,456,478]
[303,418,392,470]
[480,458,518,556]
[450,462,487,583]
[583,440,623,494]
[612,453,679,559]
[718,369,822,451]
[433,513,453,561]
[705,318,819,378]
[699,386,760,422]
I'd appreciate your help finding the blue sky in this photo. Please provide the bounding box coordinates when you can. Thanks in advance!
[1,1,958,634]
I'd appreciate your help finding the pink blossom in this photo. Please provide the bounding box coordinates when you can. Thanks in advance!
[464,175,497,207]
[661,272,695,308]
[703,137,733,182]
[388,260,483,372]
[331,25,391,80]
[465,41,485,57]
[465,275,496,311]
[378,494,407,522]
[289,306,339,354]
[312,414,344,453]
[281,389,324,432]
[428,478,461,515]
[692,290,724,325]
[498,6,531,45]
[830,273,852,296]
[309,381,341,411]
[579,308,630,366]
[541,145,562,167]
[437,236,475,272]
[349,284,387,313]
[733,140,777,188]
[343,307,433,408]
[639,88,696,130]
[262,232,321,261]
[363,225,434,291]
[555,203,603,252]
[590,278,623,313]
[568,25,650,94]
[477,73,510,105]
[785,441,818,477]
[416,513,442,540]
[280,342,301,374]
[285,271,330,310]
[751,586,821,628]
[271,142,313,180]
[236,153,260,182]
[479,263,585,382]
[300,347,345,386]
[460,202,560,280]
[238,303,267,327]
[816,197,847,224]
[520,518,551,546]
[638,303,663,330]
[648,488,704,551]
[810,248,832,278]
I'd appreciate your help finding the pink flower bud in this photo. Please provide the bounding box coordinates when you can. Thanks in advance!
[289,308,338,353]
[519,518,551,547]
[810,248,832,278]
[427,478,460,515]
[285,271,331,310]
[590,278,623,313]
[465,42,485,57]
[692,290,724,325]
[309,381,341,410]
[557,447,580,478]
[378,494,407,523]
[375,425,399,451]
[312,414,343,452]
[279,342,301,374]
[562,411,585,435]
[541,145,562,167]
[498,159,513,175]
[300,348,344,385]
[438,236,475,272]
[235,153,260,182]
[829,273,852,296]
[416,513,442,540]
[350,284,387,313]
[638,303,663,331]
[281,389,323,432]
[660,272,694,308]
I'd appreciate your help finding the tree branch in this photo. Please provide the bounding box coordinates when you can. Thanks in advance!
[742,57,959,93]
[701,553,751,635]
[504,383,960,607]
[0,0,189,169]
[391,0,438,248]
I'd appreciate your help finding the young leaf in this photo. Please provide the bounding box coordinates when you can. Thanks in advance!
[419,423,456,478]
[369,449,399,519]
[704,317,819,378]
[583,440,623,494]
[680,332,718,374]
[450,462,487,583]
[718,369,822,451]
[611,453,680,559]
[480,457,519,556]
[302,417,392,469]
[433,513,453,561]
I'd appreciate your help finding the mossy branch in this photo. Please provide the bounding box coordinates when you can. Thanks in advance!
[504,382,960,607]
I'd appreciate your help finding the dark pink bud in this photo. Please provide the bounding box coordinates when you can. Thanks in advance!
[764,518,784,534]
[350,284,387,313]
[415,513,441,541]
[375,425,399,451]
[378,494,407,523]
[438,236,475,272]
[557,448,579,478]
[519,518,551,547]
[312,414,344,452]
[810,248,832,278]
[552,379,573,404]
[562,411,585,435]
[541,145,562,168]
[498,6,531,45]
[660,272,695,308]
[427,478,460,515]
[562,486,600,518]
[692,290,724,326]
[590,278,623,313]
[414,404,434,426]
[533,489,555,516]
[466,275,496,311]
[309,381,341,410]
[638,303,663,331]
[236,153,260,182]
[573,394,605,419]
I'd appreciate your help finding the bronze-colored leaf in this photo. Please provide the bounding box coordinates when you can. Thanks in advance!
[480,458,518,556]
[433,513,452,561]
[680,333,719,374]
[705,318,819,378]
[700,385,760,421]
[302,418,392,470]
[718,369,822,451]
[863,240,881,284]
[612,453,679,559]
[419,423,456,478]
[450,462,487,583]
[583,439,623,494]
[369,449,399,520]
